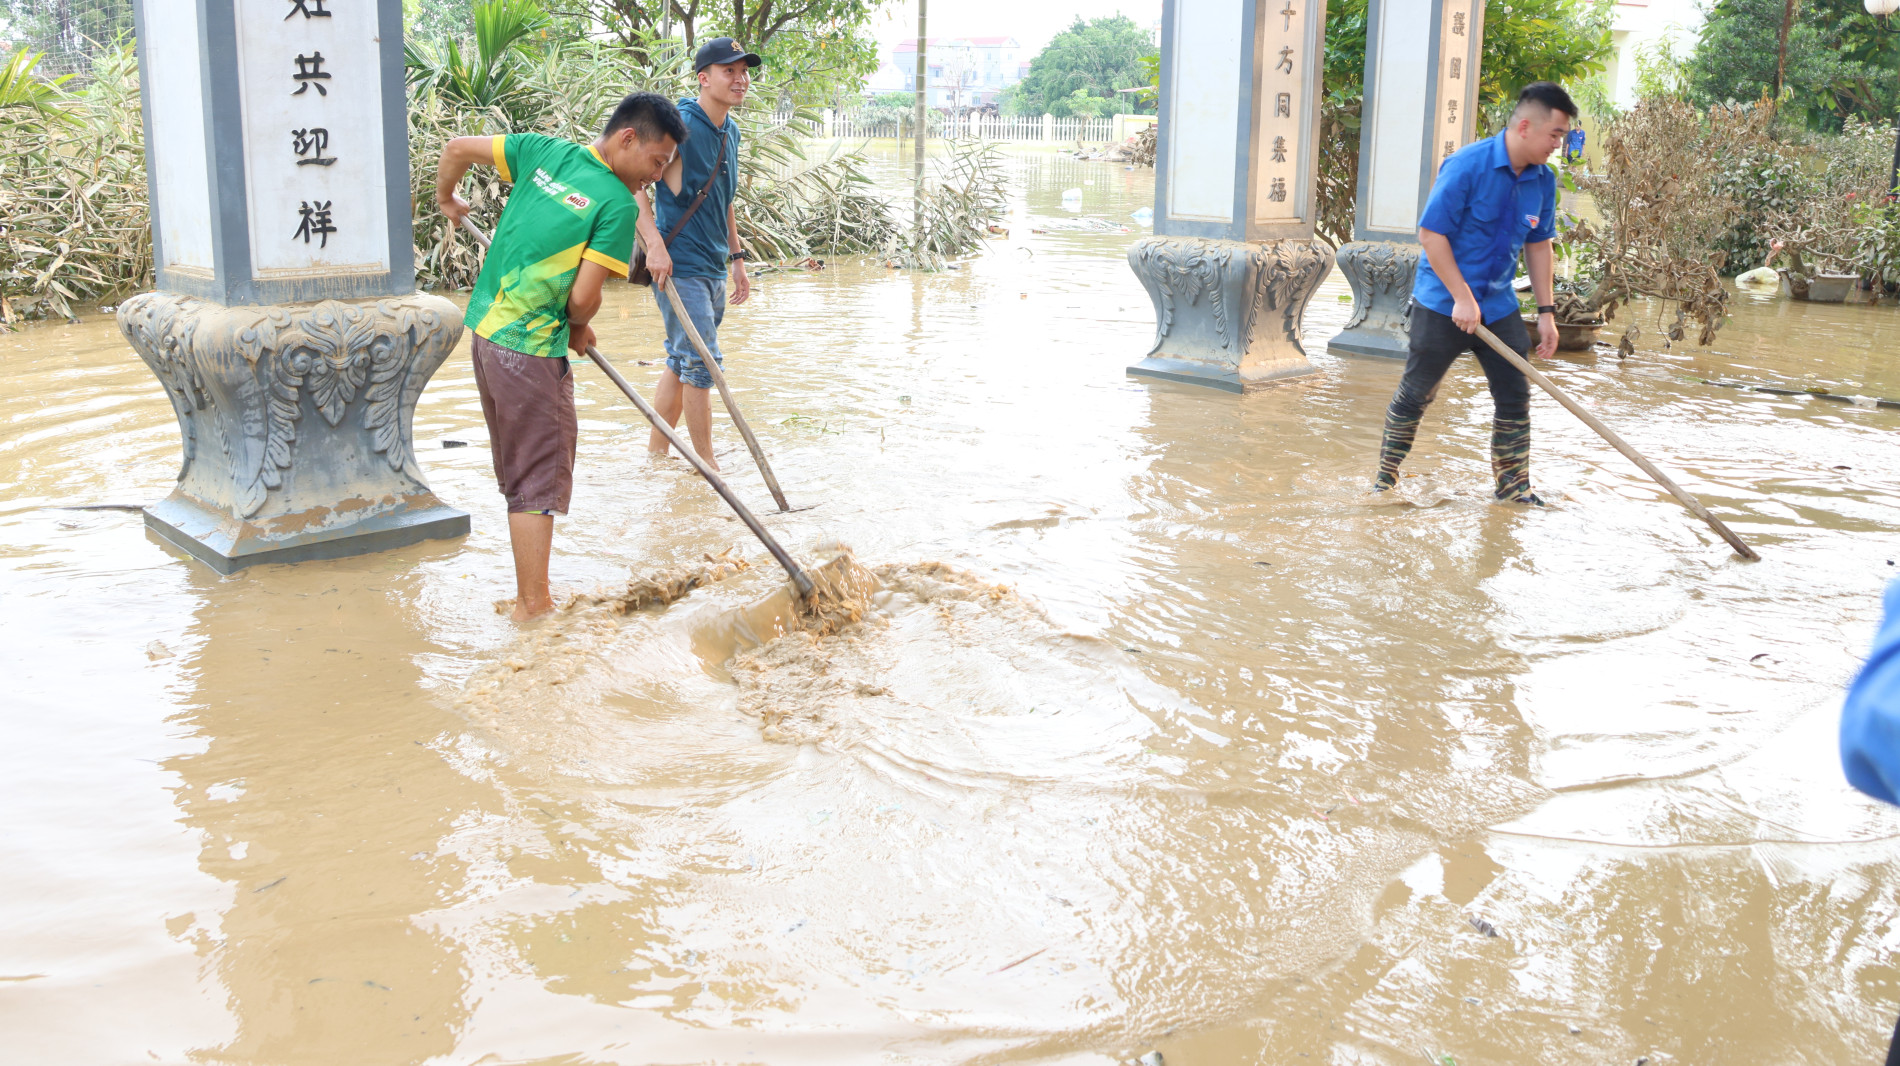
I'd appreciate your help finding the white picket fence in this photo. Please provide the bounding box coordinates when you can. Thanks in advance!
[772,107,1126,145]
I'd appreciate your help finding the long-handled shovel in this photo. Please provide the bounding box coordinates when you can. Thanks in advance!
[1473,324,1760,562]
[644,251,810,512]
[459,217,819,598]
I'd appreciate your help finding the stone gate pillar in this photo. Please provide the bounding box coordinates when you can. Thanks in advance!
[123,0,467,573]
[1328,0,1486,359]
[1127,0,1332,394]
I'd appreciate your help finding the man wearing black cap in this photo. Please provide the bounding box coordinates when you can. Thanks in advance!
[638,36,762,472]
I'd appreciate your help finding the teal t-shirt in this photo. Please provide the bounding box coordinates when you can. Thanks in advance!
[652,100,739,279]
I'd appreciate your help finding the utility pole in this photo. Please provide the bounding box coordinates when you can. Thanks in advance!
[913,0,927,259]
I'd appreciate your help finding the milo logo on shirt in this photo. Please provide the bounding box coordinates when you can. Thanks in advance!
[531,168,591,213]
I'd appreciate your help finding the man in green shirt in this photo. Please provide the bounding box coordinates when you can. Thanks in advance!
[434,92,686,621]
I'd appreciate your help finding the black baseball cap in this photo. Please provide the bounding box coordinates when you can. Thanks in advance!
[694,37,762,72]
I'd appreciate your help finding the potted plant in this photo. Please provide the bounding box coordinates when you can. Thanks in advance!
[1553,284,1605,349]
[1766,224,1861,303]
[1553,98,1770,356]
[1761,120,1893,302]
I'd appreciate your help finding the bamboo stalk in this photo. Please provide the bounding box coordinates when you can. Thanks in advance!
[1473,324,1760,561]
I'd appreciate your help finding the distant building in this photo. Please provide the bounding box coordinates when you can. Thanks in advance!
[880,36,1023,110]
[1598,0,1706,110]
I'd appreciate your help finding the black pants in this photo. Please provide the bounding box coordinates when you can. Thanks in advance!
[1390,304,1532,423]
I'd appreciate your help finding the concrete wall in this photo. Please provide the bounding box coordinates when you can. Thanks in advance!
[1602,0,1706,110]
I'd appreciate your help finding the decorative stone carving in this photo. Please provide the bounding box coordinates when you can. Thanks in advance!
[1328,240,1421,360]
[118,292,469,571]
[1126,235,1332,393]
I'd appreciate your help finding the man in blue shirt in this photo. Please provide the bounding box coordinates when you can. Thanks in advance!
[1840,580,1900,1063]
[1373,82,1576,505]
[639,36,758,472]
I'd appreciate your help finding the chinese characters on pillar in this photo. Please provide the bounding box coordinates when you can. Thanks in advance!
[295,201,337,248]
[1255,0,1312,225]
[1434,0,1479,169]
[292,127,335,166]
[289,0,337,246]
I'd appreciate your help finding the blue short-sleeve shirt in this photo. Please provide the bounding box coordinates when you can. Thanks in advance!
[654,99,740,280]
[1843,580,1900,806]
[1413,131,1558,321]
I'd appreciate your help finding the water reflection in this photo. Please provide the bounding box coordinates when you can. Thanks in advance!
[163,551,484,1065]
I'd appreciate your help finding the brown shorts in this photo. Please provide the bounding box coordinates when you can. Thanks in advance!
[470,334,577,515]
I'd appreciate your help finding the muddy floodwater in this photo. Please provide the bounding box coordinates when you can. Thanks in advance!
[8,147,1900,1066]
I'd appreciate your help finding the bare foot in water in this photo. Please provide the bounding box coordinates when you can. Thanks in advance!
[511,595,556,622]
[647,446,718,474]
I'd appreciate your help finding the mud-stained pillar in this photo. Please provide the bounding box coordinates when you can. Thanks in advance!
[1329,0,1485,360]
[1128,0,1332,394]
[122,0,467,572]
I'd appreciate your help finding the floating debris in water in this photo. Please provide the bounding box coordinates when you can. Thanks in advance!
[144,640,172,661]
[441,440,468,449]
[1468,915,1500,938]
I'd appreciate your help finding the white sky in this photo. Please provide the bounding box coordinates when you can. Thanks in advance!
[869,0,1163,60]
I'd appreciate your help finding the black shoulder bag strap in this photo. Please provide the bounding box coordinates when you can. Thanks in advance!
[629,124,731,287]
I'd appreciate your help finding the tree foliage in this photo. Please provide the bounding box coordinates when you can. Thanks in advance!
[1686,0,1900,131]
[1312,0,1614,244]
[1474,0,1613,127]
[524,0,882,103]
[0,0,134,76]
[1006,15,1153,118]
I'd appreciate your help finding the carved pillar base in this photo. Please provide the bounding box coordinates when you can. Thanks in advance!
[118,292,469,573]
[1328,240,1421,360]
[1125,236,1332,394]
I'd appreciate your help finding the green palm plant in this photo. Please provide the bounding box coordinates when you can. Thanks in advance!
[0,49,75,122]
[404,0,549,120]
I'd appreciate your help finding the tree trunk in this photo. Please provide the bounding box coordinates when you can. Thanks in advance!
[1772,0,1799,110]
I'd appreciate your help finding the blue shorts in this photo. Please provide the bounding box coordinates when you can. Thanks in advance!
[654,275,725,390]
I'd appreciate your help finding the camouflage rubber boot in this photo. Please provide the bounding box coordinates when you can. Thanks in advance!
[1491,417,1543,505]
[1374,408,1421,491]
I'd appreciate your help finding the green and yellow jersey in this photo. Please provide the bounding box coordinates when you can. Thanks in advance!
[464,133,637,358]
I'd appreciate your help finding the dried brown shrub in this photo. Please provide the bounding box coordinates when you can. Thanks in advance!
[1578,97,1769,352]
[0,46,150,324]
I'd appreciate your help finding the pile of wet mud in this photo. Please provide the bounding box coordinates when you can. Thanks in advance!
[492,548,751,617]
[464,546,1124,759]
[464,550,756,716]
[730,560,1047,745]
